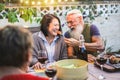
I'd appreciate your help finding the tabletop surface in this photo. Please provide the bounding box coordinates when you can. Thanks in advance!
[88,63,120,80]
[29,63,120,80]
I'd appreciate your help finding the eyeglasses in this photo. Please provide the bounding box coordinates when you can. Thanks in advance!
[67,20,76,25]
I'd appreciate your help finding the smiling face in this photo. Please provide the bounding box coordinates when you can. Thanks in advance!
[66,14,84,30]
[48,18,60,37]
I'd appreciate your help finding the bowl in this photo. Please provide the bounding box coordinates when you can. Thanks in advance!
[55,59,88,80]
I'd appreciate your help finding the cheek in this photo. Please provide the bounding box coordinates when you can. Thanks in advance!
[48,25,53,31]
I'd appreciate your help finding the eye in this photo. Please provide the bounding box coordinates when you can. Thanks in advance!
[54,24,59,26]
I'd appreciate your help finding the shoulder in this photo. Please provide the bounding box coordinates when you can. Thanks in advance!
[90,24,98,30]
[32,32,39,38]
[89,24,100,36]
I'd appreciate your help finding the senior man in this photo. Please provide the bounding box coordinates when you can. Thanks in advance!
[64,9,104,62]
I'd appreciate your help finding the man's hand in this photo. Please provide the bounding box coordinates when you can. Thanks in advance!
[64,38,80,46]
[88,54,96,63]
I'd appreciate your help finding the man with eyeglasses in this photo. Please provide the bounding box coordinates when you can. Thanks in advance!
[64,9,104,62]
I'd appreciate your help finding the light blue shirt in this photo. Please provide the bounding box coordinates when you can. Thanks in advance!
[38,31,59,62]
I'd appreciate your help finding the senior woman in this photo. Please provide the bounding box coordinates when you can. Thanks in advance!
[31,14,68,69]
[0,25,48,80]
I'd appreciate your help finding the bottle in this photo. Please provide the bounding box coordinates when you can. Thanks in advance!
[78,35,88,61]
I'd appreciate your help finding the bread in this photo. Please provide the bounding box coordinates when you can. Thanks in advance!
[109,55,120,64]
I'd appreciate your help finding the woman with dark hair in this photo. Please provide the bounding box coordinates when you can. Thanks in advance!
[31,14,68,69]
[0,25,48,80]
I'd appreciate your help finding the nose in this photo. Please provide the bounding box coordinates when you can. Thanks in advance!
[68,23,73,28]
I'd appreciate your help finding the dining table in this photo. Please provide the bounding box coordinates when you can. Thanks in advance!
[29,63,120,80]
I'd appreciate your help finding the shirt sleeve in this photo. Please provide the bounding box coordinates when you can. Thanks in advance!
[30,34,39,66]
[90,24,100,36]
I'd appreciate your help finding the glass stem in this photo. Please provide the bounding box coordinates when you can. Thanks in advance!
[100,65,103,71]
[49,78,53,80]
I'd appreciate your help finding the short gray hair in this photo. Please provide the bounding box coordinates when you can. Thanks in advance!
[67,9,82,17]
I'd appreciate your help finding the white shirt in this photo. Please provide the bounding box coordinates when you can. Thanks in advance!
[38,31,59,62]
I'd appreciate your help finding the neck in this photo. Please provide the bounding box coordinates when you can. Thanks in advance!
[46,35,55,44]
[0,66,25,78]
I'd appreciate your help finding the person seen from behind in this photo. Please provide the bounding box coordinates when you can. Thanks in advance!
[0,25,48,80]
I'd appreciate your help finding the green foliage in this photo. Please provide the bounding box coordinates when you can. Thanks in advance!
[7,11,19,23]
[0,7,38,23]
[104,39,113,53]
[2,8,19,23]
[34,17,41,23]
[0,3,5,12]
[19,8,37,23]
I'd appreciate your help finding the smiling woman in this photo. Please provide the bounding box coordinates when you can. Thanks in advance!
[31,14,68,69]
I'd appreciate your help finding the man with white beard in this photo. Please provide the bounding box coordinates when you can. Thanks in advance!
[64,9,104,62]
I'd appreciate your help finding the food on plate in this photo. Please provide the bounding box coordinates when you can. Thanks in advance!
[61,64,81,69]
[109,55,120,64]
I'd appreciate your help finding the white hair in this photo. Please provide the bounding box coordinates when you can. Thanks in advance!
[66,9,82,17]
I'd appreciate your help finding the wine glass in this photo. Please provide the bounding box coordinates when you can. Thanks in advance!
[45,61,57,80]
[96,53,107,80]
[38,50,48,68]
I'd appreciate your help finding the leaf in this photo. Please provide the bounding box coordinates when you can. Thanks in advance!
[19,8,37,23]
[0,3,5,12]
[20,14,29,22]
[7,11,19,23]
[35,17,41,23]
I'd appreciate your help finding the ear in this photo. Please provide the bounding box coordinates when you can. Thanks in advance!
[78,16,84,26]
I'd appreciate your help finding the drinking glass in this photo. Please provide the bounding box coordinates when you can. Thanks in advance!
[45,61,57,80]
[38,50,48,68]
[96,53,107,79]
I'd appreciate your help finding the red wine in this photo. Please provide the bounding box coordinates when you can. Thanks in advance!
[79,47,87,61]
[96,57,107,65]
[38,57,47,64]
[45,69,57,78]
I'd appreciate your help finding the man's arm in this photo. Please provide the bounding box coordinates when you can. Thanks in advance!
[85,35,104,52]
[64,35,104,52]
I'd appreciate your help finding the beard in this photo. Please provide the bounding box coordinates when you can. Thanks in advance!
[69,25,83,40]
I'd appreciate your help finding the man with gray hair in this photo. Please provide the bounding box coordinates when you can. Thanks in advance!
[64,9,104,62]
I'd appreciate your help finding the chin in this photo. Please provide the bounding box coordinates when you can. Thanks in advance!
[53,33,57,36]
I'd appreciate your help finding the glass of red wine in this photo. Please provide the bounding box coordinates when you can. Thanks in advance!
[45,61,57,80]
[38,50,48,68]
[96,53,107,79]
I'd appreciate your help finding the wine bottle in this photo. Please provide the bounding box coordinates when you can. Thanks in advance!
[77,35,88,61]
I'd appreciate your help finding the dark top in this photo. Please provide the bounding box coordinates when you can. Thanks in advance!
[64,24,100,56]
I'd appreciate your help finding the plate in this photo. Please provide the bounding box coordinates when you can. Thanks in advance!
[94,60,120,72]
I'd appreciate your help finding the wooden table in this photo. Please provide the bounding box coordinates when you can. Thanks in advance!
[29,63,120,80]
[88,63,120,80]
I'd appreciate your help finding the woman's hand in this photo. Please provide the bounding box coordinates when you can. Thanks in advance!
[32,62,43,69]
